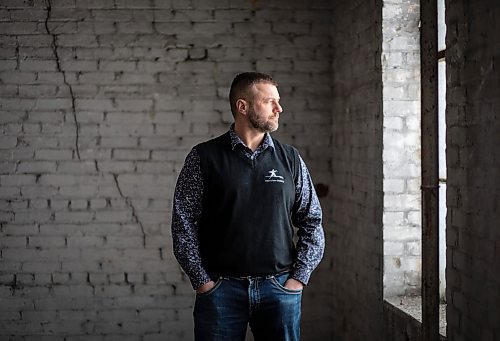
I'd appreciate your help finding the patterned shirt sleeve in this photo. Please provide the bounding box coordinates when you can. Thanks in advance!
[171,147,211,290]
[290,155,325,285]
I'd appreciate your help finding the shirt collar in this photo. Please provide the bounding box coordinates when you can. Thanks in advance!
[229,124,275,151]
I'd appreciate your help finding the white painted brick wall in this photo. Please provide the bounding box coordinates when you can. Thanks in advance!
[0,0,333,340]
[382,0,422,298]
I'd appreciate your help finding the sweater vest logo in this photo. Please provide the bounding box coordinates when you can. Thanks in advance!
[265,169,285,183]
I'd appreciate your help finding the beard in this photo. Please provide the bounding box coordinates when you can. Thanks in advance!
[247,107,279,133]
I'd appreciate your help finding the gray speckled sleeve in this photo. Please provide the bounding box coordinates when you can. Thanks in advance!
[291,156,325,285]
[171,148,211,290]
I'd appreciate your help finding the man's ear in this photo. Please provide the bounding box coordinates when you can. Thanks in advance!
[236,99,248,116]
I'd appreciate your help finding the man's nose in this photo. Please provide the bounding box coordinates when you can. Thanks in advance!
[275,102,283,113]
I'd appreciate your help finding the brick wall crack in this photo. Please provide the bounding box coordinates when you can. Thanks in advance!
[111,173,146,248]
[44,0,81,160]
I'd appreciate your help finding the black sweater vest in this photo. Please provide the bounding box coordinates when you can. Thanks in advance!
[196,132,300,277]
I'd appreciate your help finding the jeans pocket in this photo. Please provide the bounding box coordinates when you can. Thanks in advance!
[270,276,303,294]
[196,277,224,297]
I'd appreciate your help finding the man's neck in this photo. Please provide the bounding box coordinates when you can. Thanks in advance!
[233,122,266,152]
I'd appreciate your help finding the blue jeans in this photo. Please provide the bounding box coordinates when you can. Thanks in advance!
[193,272,302,341]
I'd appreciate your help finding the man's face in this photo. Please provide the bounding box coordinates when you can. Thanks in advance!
[246,82,283,133]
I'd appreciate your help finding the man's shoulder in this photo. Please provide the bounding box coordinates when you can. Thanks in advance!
[194,132,230,153]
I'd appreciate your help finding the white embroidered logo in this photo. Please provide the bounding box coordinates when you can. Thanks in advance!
[265,169,285,183]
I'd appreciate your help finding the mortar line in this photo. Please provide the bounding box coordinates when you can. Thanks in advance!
[44,0,81,160]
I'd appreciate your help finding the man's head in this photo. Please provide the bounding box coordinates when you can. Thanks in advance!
[229,72,278,117]
[229,72,283,133]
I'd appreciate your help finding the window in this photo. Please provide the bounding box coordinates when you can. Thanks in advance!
[383,0,447,336]
[437,0,447,304]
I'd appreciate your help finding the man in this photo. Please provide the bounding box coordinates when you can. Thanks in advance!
[171,72,325,341]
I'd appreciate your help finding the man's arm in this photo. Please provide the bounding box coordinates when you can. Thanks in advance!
[289,155,325,287]
[171,148,212,290]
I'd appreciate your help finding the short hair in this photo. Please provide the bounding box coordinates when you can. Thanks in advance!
[229,72,278,117]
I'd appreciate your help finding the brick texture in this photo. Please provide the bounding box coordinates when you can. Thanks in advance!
[445,0,500,340]
[4,0,497,340]
[331,1,384,340]
[382,0,422,298]
[0,0,333,340]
